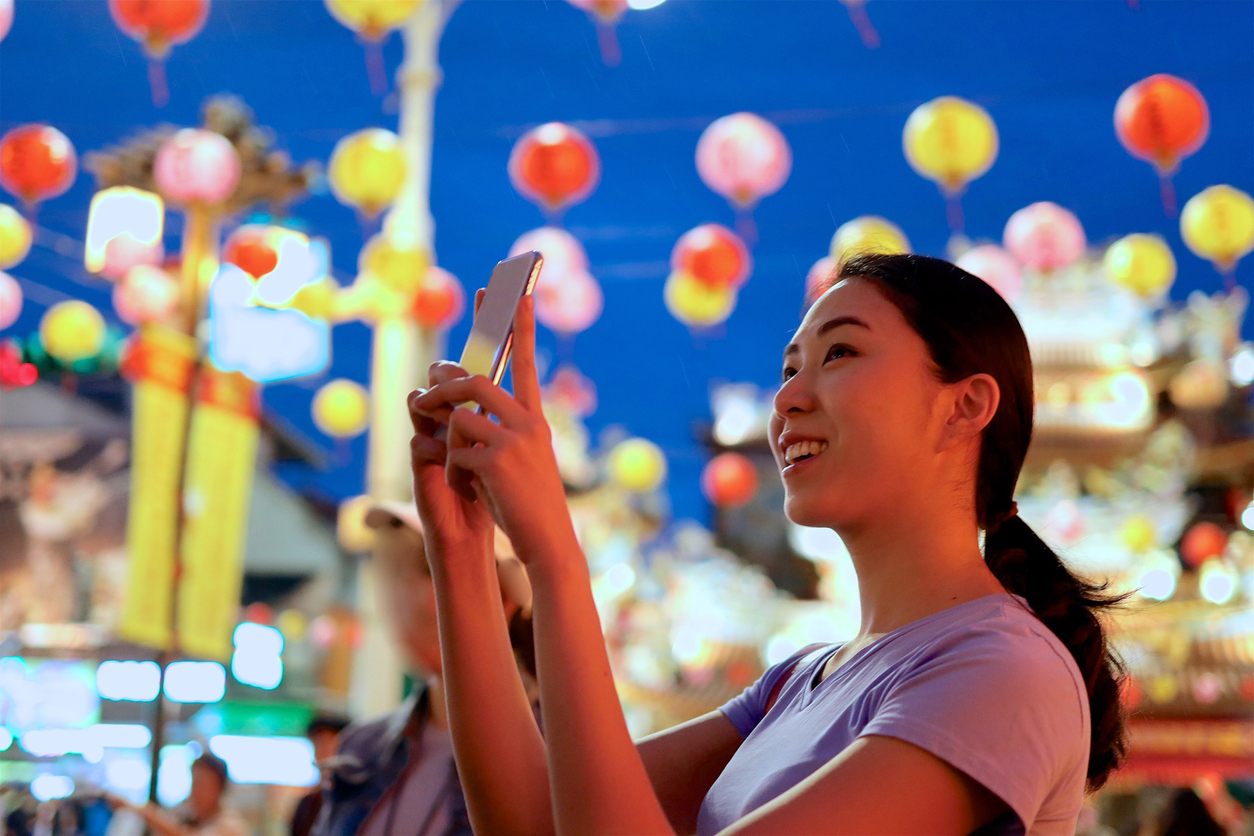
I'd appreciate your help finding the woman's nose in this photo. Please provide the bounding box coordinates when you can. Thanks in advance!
[772,370,815,417]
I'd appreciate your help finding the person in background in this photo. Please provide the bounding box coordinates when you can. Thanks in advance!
[109,753,246,836]
[288,713,349,836]
[313,500,535,836]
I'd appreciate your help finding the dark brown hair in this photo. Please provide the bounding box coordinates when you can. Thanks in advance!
[834,252,1127,790]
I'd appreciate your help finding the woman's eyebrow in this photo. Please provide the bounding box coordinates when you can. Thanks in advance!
[783,316,872,357]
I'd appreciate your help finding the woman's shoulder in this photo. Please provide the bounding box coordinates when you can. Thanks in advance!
[914,594,1088,717]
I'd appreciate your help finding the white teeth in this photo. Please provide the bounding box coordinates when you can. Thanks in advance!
[784,440,828,465]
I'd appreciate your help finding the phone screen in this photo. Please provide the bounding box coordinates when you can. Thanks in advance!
[458,251,543,385]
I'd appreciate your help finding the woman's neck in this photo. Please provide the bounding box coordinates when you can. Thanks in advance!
[839,510,1004,638]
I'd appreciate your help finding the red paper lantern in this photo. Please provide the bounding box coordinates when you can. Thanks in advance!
[671,224,751,290]
[0,125,76,206]
[412,266,465,329]
[1180,521,1228,569]
[242,602,273,625]
[1115,74,1209,215]
[224,226,279,280]
[509,123,600,214]
[702,452,759,508]
[110,0,209,105]
[110,0,208,57]
[1115,74,1209,173]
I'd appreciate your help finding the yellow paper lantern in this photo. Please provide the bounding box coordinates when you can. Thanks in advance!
[1147,674,1178,704]
[0,204,32,269]
[288,277,339,321]
[903,96,998,193]
[664,271,736,327]
[325,0,421,40]
[1103,234,1176,298]
[608,438,667,493]
[328,129,407,217]
[337,494,377,552]
[359,234,428,294]
[1119,516,1157,553]
[276,609,308,643]
[40,301,105,364]
[313,378,370,438]
[830,216,910,263]
[1180,184,1254,270]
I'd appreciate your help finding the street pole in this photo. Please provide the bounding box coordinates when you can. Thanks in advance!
[350,0,452,718]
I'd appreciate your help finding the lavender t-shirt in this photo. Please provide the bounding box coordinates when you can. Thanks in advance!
[698,593,1089,835]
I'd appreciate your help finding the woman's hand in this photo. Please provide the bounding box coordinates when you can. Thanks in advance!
[407,306,495,558]
[410,295,577,568]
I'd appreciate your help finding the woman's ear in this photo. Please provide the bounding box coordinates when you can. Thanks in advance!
[939,373,1000,450]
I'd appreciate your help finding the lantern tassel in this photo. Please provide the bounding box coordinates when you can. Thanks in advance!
[147,58,170,108]
[845,3,881,48]
[364,40,388,96]
[1217,261,1237,294]
[595,22,621,67]
[735,208,757,247]
[1158,172,1178,218]
[944,190,965,238]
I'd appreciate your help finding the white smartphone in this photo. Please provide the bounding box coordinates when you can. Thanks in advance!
[458,250,544,385]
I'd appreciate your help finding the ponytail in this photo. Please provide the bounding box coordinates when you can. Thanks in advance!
[984,513,1129,791]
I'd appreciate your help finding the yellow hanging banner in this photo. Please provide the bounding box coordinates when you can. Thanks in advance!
[119,326,197,651]
[178,367,260,661]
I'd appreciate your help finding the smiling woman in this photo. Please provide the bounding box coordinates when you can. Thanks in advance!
[407,255,1126,835]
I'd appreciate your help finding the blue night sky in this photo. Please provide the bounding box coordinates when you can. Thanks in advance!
[2,0,1252,522]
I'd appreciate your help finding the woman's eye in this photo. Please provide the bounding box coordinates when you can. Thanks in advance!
[825,344,855,362]
[781,367,797,382]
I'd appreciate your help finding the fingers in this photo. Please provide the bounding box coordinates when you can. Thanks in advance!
[510,295,543,411]
[413,375,529,428]
[409,432,448,466]
[447,407,507,447]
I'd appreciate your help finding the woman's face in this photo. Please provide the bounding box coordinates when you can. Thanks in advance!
[769,278,949,530]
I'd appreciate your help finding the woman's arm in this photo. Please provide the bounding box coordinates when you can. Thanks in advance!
[638,712,745,834]
[427,534,554,836]
[722,735,1006,835]
[412,297,715,834]
[409,360,553,835]
[528,542,674,834]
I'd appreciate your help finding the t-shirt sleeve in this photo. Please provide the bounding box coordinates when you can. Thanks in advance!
[718,643,826,738]
[858,627,1087,832]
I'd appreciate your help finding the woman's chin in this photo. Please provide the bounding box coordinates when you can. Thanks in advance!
[782,494,836,528]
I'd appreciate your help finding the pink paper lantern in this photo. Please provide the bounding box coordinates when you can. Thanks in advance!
[696,113,791,207]
[100,235,164,281]
[1003,202,1086,273]
[0,0,13,43]
[154,128,241,206]
[510,226,588,278]
[0,270,21,330]
[535,270,602,335]
[113,264,179,325]
[805,256,837,303]
[956,244,1023,302]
